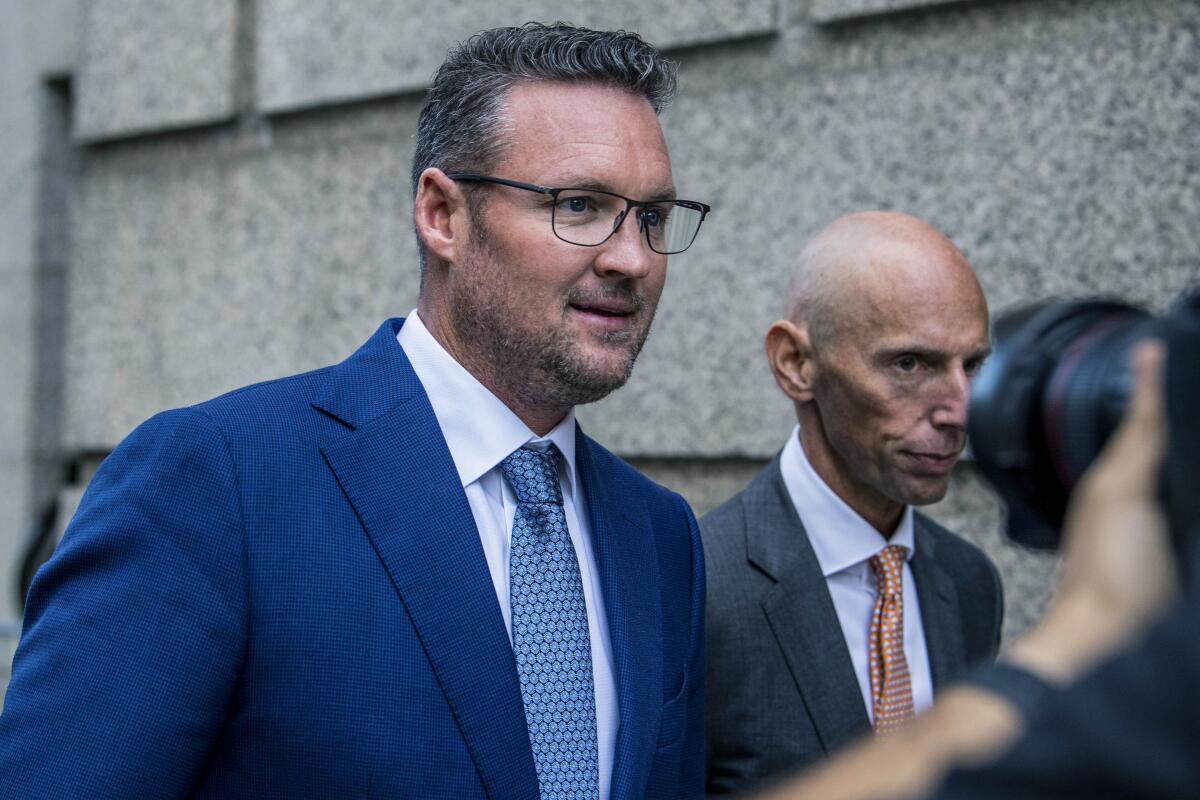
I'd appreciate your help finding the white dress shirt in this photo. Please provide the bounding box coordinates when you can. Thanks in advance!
[779,425,935,721]
[398,310,618,798]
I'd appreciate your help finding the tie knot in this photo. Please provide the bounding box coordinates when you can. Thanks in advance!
[869,545,907,597]
[500,444,563,505]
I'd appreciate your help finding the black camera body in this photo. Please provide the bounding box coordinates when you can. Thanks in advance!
[968,287,1200,561]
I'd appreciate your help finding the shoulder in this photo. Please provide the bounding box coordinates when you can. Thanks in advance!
[914,512,1005,657]
[131,365,345,471]
[191,366,334,435]
[699,459,783,566]
[102,405,243,489]
[94,365,343,508]
[698,490,748,571]
[78,369,342,531]
[700,488,747,538]
[579,436,693,524]
[915,512,995,572]
[914,511,1003,605]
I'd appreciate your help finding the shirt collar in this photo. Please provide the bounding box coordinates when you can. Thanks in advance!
[396,310,578,496]
[779,425,915,577]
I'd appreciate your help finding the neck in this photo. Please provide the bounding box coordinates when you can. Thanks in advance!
[795,421,904,537]
[417,299,570,437]
[504,400,570,438]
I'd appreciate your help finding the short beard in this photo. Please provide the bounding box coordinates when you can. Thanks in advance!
[536,282,649,405]
[448,207,656,412]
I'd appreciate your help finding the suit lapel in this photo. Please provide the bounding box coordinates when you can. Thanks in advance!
[315,319,539,799]
[576,434,661,800]
[747,458,871,754]
[911,520,965,689]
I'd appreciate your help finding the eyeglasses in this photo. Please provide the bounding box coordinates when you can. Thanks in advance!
[446,173,711,255]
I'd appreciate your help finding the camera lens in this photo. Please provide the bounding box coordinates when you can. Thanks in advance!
[968,299,1152,548]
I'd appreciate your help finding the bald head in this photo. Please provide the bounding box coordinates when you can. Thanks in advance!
[786,211,985,349]
[766,210,991,533]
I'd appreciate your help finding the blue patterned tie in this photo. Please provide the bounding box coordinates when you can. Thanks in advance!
[501,444,599,800]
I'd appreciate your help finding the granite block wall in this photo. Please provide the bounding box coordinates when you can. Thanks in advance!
[592,0,1200,457]
[0,11,42,631]
[74,0,239,140]
[3,1,1198,705]
[0,0,81,709]
[810,0,984,23]
[65,107,422,448]
[257,0,779,113]
[62,0,1200,454]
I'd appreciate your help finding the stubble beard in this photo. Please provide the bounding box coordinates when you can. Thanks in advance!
[448,226,657,414]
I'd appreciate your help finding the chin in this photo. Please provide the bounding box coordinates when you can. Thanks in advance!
[534,346,639,408]
[569,361,636,402]
[581,338,644,376]
[905,483,953,507]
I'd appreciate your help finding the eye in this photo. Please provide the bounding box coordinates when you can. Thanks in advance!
[555,192,605,217]
[895,355,921,373]
[964,356,987,377]
[562,196,590,214]
[640,207,663,228]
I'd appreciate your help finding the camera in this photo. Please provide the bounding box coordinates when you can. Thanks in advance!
[968,287,1200,560]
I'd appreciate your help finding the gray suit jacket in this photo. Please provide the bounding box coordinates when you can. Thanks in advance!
[701,456,1003,797]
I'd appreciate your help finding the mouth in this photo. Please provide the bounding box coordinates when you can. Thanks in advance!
[900,450,960,475]
[566,290,643,334]
[569,300,635,317]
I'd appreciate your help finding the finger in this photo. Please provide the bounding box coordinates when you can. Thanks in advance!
[1126,339,1167,432]
[1089,339,1167,497]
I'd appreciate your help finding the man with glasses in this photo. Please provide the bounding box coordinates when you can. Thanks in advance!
[0,23,709,799]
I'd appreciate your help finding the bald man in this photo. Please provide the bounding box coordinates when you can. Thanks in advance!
[701,211,1004,796]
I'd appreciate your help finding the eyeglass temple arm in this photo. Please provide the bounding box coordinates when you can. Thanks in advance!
[444,173,555,196]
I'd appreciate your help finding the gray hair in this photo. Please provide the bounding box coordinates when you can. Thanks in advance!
[411,22,677,267]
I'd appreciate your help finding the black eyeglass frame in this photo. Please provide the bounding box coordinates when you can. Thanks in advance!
[445,172,712,255]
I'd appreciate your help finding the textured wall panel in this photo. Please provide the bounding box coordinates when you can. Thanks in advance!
[65,105,423,448]
[1,0,81,626]
[577,0,1200,456]
[53,0,1196,649]
[810,0,980,24]
[256,0,778,113]
[75,0,238,141]
[65,0,1200,458]
[0,265,35,622]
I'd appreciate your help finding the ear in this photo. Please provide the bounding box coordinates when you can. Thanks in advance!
[764,319,816,403]
[414,168,470,265]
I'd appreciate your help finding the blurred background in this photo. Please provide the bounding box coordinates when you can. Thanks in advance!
[2,0,1197,702]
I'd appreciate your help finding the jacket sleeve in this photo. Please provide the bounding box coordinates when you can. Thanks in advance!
[984,555,1005,660]
[0,408,249,798]
[933,585,1200,799]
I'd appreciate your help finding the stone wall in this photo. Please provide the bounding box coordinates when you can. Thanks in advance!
[4,0,1199,700]
[0,0,81,704]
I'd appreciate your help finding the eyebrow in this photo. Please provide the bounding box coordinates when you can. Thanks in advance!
[551,175,678,203]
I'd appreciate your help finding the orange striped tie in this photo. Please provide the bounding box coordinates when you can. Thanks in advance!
[868,545,915,733]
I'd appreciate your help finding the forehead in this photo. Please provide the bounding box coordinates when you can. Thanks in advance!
[865,304,990,357]
[840,246,990,355]
[495,81,674,194]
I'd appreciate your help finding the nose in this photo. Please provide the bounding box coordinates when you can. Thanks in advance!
[931,366,971,430]
[593,208,660,280]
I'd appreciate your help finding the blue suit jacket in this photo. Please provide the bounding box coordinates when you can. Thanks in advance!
[0,319,706,798]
